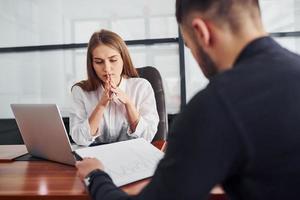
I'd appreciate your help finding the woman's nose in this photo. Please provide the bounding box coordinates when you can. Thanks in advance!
[103,62,111,73]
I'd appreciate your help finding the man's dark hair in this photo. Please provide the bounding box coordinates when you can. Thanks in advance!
[176,0,260,30]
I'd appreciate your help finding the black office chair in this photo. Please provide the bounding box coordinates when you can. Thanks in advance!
[136,66,168,142]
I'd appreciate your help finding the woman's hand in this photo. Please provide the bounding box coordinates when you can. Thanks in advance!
[89,81,111,135]
[98,85,112,107]
[109,78,140,132]
[110,85,130,105]
[109,79,130,104]
[98,75,114,107]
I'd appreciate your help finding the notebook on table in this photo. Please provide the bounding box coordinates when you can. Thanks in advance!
[75,138,164,187]
[0,145,28,161]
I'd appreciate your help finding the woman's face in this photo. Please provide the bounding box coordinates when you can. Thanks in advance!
[92,44,124,85]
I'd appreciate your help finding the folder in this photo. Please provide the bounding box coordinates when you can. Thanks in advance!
[74,138,164,186]
[0,145,28,161]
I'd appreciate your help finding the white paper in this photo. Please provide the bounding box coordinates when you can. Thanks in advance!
[75,138,164,187]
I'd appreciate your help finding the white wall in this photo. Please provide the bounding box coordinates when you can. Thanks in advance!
[1,0,300,118]
[0,0,180,118]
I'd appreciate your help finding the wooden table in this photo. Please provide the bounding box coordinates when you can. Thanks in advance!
[0,141,227,200]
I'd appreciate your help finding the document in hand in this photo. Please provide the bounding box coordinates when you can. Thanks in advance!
[74,138,164,187]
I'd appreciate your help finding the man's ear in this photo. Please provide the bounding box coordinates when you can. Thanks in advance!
[191,18,211,48]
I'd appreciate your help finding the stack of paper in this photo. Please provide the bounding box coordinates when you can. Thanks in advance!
[0,145,28,161]
[75,138,164,187]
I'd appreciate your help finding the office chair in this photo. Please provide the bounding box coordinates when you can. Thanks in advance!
[136,66,168,142]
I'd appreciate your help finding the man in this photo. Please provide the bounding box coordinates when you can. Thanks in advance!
[76,0,300,199]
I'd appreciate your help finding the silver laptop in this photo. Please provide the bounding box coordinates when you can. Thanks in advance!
[11,104,77,166]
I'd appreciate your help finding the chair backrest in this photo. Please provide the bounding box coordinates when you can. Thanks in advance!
[136,66,168,141]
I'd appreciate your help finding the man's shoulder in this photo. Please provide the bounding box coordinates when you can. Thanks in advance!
[185,84,219,112]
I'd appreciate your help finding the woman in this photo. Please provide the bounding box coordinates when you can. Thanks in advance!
[69,29,159,146]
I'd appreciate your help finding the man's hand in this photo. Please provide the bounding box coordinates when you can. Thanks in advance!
[75,158,104,180]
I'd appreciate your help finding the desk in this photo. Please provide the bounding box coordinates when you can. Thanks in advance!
[0,142,227,200]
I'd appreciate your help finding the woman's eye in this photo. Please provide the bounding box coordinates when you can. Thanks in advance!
[94,61,103,64]
[110,59,117,62]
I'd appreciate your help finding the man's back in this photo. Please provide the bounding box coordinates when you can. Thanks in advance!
[77,36,300,200]
[200,37,300,199]
[75,0,300,199]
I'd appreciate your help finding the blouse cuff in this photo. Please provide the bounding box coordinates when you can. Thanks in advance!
[126,117,146,138]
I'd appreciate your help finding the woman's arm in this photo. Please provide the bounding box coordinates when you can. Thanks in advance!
[88,104,106,136]
[125,100,140,132]
[69,86,97,146]
[89,79,113,136]
[129,81,159,141]
[111,79,159,141]
[110,85,140,132]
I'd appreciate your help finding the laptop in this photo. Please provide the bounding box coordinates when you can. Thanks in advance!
[11,104,77,166]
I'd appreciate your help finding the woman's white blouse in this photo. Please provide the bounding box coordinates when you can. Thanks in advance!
[69,77,159,146]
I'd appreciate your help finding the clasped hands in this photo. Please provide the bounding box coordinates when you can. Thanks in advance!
[99,75,129,106]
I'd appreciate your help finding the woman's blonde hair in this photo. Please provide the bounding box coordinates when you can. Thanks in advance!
[73,29,138,91]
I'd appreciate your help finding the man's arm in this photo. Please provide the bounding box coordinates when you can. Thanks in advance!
[81,86,246,200]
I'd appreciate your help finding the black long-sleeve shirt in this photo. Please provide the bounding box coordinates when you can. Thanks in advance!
[87,37,300,200]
